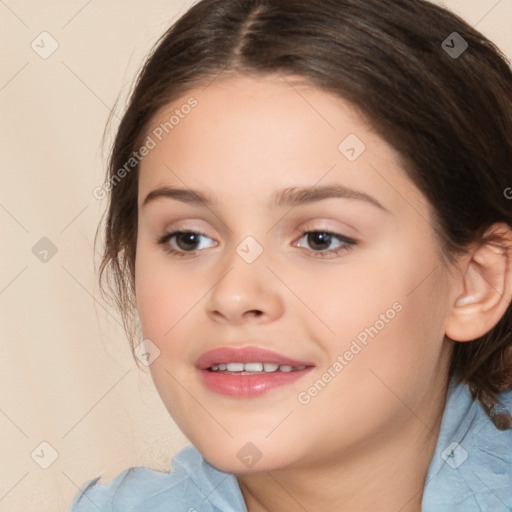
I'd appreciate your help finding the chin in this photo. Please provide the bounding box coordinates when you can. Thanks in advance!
[195,438,299,475]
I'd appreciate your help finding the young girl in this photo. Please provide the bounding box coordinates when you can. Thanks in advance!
[69,0,512,510]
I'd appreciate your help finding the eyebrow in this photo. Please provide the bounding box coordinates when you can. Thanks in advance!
[142,184,389,212]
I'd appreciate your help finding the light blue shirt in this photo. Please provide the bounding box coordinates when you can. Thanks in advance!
[68,377,512,511]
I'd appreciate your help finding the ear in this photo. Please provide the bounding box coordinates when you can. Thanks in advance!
[445,222,512,342]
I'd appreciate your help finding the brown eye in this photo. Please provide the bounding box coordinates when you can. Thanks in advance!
[157,230,215,256]
[295,230,357,258]
[174,232,202,251]
[305,232,333,251]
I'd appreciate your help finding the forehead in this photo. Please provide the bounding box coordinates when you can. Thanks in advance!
[137,74,425,215]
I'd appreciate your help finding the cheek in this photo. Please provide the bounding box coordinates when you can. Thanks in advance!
[293,267,449,456]
[308,238,449,393]
[134,249,197,419]
[135,243,186,341]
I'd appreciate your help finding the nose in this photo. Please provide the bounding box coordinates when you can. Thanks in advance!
[205,247,285,325]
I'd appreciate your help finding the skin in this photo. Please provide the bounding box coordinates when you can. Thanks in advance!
[134,74,512,511]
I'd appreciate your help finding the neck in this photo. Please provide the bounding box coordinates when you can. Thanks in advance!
[237,379,449,512]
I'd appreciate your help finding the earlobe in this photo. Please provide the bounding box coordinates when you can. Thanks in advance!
[445,222,512,342]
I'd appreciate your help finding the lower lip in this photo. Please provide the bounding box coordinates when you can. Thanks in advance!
[199,368,313,397]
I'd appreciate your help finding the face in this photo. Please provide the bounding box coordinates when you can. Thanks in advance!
[135,74,454,474]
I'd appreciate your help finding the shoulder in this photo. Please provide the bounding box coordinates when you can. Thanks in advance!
[67,462,194,512]
[422,380,512,512]
[67,445,246,512]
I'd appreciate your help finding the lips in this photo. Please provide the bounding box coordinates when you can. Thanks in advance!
[196,346,314,397]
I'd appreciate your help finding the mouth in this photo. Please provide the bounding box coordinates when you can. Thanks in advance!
[196,346,315,397]
[208,362,307,373]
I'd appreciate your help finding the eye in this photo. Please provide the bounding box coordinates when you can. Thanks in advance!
[294,230,357,258]
[156,230,215,257]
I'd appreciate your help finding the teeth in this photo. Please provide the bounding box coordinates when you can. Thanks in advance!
[226,362,244,371]
[244,362,263,372]
[209,362,306,372]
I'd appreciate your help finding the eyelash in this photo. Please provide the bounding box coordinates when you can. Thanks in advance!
[155,229,357,259]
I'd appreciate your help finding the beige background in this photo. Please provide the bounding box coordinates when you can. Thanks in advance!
[1,1,511,510]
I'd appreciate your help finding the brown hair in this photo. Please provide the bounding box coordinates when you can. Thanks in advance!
[97,0,512,429]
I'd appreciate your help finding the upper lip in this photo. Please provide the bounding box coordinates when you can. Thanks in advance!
[196,346,314,370]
